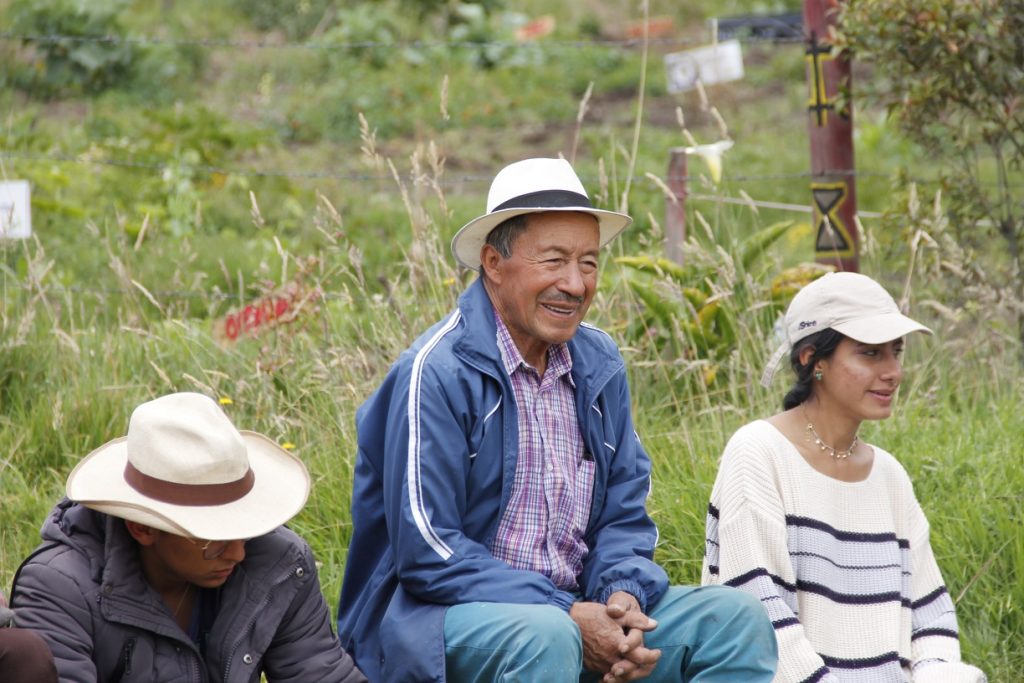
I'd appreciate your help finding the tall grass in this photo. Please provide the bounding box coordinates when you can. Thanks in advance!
[2,153,1021,678]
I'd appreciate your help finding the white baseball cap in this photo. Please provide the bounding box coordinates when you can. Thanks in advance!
[450,158,632,270]
[760,271,933,387]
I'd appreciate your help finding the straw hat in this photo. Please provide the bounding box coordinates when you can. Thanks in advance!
[760,271,932,387]
[450,157,632,270]
[66,392,310,540]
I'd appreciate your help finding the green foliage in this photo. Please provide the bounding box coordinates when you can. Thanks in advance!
[2,1,1024,673]
[614,221,796,370]
[229,0,338,40]
[837,0,1024,343]
[5,0,136,97]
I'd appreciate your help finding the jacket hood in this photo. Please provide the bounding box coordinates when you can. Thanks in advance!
[41,498,131,586]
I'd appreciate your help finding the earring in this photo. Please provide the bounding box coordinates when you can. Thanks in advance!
[814,370,823,381]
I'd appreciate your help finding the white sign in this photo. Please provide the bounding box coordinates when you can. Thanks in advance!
[0,181,32,239]
[664,39,744,93]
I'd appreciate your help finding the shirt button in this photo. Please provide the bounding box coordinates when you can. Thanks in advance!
[547,464,553,472]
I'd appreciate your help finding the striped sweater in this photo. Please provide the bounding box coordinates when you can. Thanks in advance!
[702,420,985,683]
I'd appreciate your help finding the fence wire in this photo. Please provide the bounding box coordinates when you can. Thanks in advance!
[0,31,801,52]
[0,149,907,186]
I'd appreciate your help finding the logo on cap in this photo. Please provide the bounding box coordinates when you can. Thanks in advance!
[798,320,817,330]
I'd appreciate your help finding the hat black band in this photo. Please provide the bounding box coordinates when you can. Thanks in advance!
[124,461,255,506]
[491,189,592,213]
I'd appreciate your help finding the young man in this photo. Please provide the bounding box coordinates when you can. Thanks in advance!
[338,158,778,682]
[11,392,365,683]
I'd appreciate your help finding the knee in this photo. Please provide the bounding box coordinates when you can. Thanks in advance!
[704,586,772,631]
[0,628,58,683]
[506,606,581,659]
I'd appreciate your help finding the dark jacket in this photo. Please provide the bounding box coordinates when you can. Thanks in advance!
[338,278,668,682]
[11,499,366,683]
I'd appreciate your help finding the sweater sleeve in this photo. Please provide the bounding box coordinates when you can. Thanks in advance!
[702,426,838,683]
[906,502,987,683]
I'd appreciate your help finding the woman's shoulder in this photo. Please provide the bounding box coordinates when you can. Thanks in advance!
[716,419,794,483]
[724,419,791,456]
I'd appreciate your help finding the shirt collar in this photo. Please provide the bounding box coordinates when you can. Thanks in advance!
[494,308,575,384]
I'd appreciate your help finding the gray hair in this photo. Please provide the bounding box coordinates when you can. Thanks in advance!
[478,214,530,276]
[485,213,530,258]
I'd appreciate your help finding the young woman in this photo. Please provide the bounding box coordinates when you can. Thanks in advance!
[702,272,986,682]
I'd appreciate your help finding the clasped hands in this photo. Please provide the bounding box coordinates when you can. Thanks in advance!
[570,590,661,682]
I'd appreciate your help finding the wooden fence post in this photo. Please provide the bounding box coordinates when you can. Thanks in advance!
[665,148,687,265]
[804,0,859,272]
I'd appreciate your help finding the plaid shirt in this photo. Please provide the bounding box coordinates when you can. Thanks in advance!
[489,311,596,590]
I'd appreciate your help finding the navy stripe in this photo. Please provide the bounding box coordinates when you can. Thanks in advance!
[790,550,904,572]
[708,502,720,519]
[491,189,592,212]
[798,579,909,607]
[821,651,903,669]
[725,567,796,593]
[912,627,959,641]
[772,616,801,629]
[798,667,830,683]
[727,568,910,607]
[786,514,909,547]
[912,585,949,609]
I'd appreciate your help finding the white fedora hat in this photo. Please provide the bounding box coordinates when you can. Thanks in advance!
[66,392,310,541]
[450,157,632,270]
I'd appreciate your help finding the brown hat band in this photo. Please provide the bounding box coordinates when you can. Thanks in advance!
[124,461,255,506]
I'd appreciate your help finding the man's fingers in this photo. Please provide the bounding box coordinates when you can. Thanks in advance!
[602,648,662,683]
[618,626,645,654]
[622,644,661,668]
[616,610,658,632]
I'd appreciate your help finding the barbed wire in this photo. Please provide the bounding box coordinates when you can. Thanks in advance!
[0,149,913,186]
[0,189,888,306]
[0,31,801,52]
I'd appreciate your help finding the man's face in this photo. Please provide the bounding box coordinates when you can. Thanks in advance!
[146,530,247,589]
[482,211,600,369]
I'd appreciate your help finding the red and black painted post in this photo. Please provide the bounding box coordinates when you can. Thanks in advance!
[803,0,859,272]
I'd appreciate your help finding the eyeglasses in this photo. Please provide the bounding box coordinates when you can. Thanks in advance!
[185,537,248,560]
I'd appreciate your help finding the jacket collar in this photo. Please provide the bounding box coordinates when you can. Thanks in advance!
[451,277,622,397]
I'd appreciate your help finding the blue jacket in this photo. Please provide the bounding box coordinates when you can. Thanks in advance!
[338,278,668,683]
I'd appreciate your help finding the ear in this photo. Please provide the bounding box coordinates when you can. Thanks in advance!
[798,344,817,370]
[479,244,504,284]
[124,520,162,547]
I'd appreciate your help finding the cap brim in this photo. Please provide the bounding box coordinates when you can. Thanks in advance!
[832,312,932,344]
[450,207,632,270]
[66,431,310,540]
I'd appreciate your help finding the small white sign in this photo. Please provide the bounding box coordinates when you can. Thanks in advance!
[664,39,744,93]
[0,181,32,239]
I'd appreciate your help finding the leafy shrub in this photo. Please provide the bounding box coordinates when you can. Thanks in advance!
[230,0,337,40]
[613,221,820,381]
[5,0,137,97]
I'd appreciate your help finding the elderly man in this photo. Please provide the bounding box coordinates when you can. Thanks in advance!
[11,392,366,683]
[338,158,777,682]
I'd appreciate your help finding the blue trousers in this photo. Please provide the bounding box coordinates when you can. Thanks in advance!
[444,585,777,682]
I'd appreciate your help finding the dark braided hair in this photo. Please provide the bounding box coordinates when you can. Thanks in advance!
[782,328,845,410]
